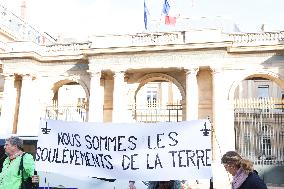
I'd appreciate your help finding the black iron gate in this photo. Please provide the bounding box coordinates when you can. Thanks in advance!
[234,98,284,185]
[131,103,182,123]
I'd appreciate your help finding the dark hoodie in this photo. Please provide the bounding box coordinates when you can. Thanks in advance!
[239,171,267,189]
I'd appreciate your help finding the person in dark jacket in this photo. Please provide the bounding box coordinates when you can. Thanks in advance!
[221,151,267,189]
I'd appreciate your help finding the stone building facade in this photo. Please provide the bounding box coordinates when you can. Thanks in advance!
[0,9,284,187]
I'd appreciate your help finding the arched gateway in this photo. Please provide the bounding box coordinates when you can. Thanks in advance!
[132,73,185,123]
[229,71,284,185]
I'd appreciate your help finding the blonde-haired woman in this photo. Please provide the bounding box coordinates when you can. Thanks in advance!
[221,151,267,189]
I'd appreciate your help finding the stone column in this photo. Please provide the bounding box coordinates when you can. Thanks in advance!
[211,67,235,188]
[17,74,39,135]
[112,71,128,123]
[185,68,199,121]
[88,71,104,122]
[0,74,17,134]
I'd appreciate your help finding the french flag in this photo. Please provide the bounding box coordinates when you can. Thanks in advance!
[162,0,176,25]
[144,0,150,30]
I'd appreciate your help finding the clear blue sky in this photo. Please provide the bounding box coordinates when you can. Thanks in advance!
[1,0,284,37]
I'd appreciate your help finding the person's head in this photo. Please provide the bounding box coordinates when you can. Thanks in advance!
[221,151,253,176]
[129,180,135,186]
[157,181,175,189]
[4,136,23,156]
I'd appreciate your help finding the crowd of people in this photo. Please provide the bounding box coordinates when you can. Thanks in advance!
[0,136,268,189]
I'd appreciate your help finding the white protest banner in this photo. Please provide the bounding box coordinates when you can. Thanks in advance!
[36,119,212,181]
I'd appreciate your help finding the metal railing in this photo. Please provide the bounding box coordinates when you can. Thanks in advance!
[45,105,87,122]
[130,102,182,123]
[234,98,284,166]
